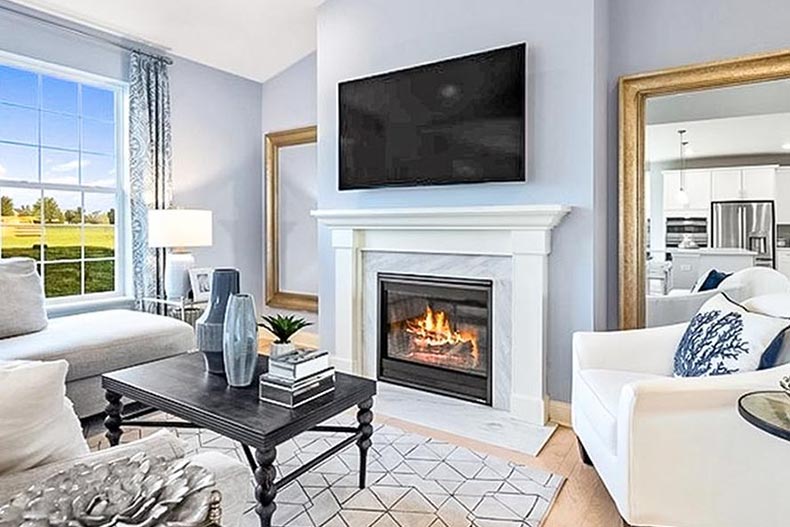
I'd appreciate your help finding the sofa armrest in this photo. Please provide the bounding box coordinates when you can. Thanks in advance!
[189,452,249,527]
[616,364,790,526]
[572,323,686,376]
[0,430,185,504]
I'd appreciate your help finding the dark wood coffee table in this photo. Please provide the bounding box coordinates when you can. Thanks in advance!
[101,353,376,527]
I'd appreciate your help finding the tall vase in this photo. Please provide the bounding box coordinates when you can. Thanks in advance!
[223,294,259,387]
[196,268,240,374]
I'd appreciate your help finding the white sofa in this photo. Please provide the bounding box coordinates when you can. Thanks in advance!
[572,322,790,527]
[0,309,194,417]
[0,429,249,526]
[646,267,790,327]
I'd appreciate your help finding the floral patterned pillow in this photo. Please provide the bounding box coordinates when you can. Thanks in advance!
[674,293,790,377]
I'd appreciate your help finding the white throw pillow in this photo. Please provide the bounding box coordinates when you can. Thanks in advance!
[674,293,790,377]
[742,294,790,367]
[0,258,47,339]
[0,360,88,475]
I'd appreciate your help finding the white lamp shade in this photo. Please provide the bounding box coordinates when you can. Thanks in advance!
[148,209,213,248]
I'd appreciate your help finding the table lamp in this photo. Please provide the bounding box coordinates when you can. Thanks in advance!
[148,209,213,299]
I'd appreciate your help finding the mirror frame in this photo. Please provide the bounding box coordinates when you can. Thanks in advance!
[619,49,790,329]
[265,125,319,313]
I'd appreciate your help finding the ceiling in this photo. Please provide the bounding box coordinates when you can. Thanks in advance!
[10,0,324,82]
[646,113,790,163]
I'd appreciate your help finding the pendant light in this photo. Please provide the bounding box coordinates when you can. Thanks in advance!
[677,129,690,207]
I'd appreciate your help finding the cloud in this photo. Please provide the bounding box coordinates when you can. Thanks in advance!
[50,159,90,173]
[0,164,6,177]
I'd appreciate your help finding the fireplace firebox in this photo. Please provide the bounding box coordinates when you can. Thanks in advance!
[377,273,492,405]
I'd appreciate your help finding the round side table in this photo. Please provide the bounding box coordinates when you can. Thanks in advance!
[738,390,790,442]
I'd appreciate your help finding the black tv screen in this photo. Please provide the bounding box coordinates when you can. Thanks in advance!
[339,43,526,190]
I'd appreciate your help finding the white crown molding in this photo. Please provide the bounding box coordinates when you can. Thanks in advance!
[311,205,571,230]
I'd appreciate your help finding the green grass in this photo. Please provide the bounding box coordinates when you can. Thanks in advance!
[1,224,115,296]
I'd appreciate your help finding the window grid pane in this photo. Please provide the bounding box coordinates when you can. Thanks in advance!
[0,61,121,300]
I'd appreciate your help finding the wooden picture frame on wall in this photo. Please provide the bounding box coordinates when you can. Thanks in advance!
[265,125,318,313]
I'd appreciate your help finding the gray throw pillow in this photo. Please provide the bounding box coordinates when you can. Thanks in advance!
[0,258,48,339]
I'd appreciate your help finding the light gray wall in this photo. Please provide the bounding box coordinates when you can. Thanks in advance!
[169,57,263,306]
[260,52,319,327]
[317,0,609,402]
[607,0,790,327]
[0,4,264,308]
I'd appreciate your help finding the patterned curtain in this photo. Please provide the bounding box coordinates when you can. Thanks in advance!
[129,52,172,305]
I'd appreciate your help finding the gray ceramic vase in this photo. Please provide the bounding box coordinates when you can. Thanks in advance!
[222,293,258,387]
[196,268,240,374]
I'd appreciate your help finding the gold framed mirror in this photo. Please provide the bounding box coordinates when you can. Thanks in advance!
[265,125,318,313]
[619,50,790,329]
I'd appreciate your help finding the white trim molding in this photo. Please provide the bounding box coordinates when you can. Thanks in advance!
[312,205,570,426]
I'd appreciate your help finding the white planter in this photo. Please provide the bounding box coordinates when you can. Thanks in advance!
[269,342,294,359]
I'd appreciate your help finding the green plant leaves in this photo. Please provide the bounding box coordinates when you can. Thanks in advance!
[259,314,313,344]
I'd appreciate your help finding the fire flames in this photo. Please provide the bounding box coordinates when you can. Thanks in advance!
[404,306,479,367]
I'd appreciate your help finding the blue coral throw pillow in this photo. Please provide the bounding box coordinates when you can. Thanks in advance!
[674,293,790,377]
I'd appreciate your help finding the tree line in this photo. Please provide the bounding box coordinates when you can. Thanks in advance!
[1,195,114,225]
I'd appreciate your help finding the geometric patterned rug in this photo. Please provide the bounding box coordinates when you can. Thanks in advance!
[160,413,565,527]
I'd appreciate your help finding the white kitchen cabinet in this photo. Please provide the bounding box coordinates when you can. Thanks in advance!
[742,166,775,200]
[775,168,790,224]
[663,169,710,214]
[778,250,790,280]
[711,169,742,201]
[710,166,776,201]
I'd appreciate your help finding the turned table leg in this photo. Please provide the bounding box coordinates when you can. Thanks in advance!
[356,398,374,489]
[254,447,277,527]
[104,391,124,446]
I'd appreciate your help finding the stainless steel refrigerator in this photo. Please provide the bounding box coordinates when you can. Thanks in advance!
[711,200,776,267]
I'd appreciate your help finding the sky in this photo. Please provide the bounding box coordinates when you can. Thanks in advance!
[0,64,116,190]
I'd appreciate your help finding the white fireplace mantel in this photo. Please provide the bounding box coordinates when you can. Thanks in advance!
[312,205,570,425]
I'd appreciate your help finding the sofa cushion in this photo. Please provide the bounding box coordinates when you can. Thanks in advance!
[674,293,790,377]
[0,360,88,475]
[575,369,664,453]
[691,268,731,293]
[0,310,195,382]
[742,294,790,367]
[0,258,47,339]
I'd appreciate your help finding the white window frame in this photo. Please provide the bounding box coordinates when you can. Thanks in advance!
[0,50,130,306]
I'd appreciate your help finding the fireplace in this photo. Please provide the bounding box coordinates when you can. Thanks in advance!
[377,273,492,405]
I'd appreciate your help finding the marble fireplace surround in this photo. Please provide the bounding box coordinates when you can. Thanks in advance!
[312,205,570,426]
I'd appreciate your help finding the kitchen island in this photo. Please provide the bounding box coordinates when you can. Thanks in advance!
[667,248,758,289]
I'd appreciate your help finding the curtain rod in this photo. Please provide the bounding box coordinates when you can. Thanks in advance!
[0,3,173,65]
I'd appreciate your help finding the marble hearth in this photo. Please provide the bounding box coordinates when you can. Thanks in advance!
[313,206,570,427]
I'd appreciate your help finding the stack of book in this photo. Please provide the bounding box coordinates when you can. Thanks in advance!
[259,349,335,408]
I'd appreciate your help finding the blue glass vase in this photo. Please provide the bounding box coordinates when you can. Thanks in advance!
[222,293,258,387]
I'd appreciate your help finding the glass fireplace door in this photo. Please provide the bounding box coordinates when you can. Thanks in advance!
[377,273,492,405]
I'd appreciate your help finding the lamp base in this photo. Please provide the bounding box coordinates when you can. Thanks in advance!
[165,252,195,299]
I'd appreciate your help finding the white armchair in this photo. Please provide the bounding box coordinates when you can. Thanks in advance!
[572,323,790,527]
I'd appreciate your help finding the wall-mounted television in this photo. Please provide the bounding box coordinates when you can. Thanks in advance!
[338,43,526,190]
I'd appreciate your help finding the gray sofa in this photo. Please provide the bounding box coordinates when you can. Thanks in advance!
[0,309,194,417]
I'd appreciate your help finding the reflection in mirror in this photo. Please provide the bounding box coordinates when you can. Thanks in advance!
[278,143,318,297]
[644,79,790,327]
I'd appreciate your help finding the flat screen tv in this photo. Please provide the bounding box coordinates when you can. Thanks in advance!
[339,43,526,190]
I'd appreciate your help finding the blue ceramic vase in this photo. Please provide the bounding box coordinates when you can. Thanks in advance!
[196,268,240,374]
[222,293,258,387]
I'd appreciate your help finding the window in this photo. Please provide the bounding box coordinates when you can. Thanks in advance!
[0,55,127,301]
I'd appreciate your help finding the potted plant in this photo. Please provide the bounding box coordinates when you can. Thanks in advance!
[259,314,313,358]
